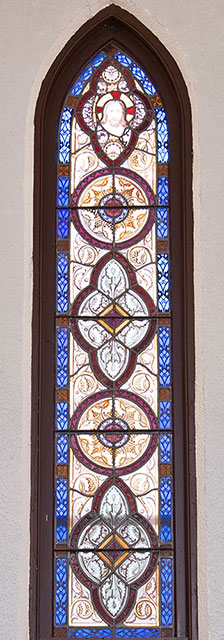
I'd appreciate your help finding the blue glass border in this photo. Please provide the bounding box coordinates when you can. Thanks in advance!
[160,558,173,626]
[157,254,169,313]
[56,46,173,635]
[68,630,160,638]
[158,327,171,387]
[156,108,169,163]
[70,53,106,95]
[57,253,69,313]
[56,328,69,387]
[55,557,68,626]
[59,107,73,163]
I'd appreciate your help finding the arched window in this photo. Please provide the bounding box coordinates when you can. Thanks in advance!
[31,7,196,640]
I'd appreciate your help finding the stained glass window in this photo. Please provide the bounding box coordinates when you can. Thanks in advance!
[54,46,174,638]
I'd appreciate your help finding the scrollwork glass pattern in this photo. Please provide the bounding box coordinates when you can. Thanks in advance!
[55,47,173,638]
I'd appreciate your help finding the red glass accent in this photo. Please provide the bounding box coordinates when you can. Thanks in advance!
[75,60,153,167]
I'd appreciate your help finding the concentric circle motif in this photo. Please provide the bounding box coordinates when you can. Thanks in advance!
[97,418,130,449]
[69,390,158,476]
[98,193,129,224]
[71,168,155,250]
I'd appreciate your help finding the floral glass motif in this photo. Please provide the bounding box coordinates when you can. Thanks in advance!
[55,46,173,639]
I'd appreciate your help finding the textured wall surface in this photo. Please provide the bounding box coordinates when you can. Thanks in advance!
[0,1,223,639]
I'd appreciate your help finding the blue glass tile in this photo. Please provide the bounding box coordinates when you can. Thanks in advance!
[91,53,106,68]
[131,63,146,83]
[157,208,168,239]
[68,632,112,638]
[68,631,159,639]
[160,466,172,540]
[57,329,68,387]
[157,253,169,313]
[160,434,171,463]
[80,66,93,83]
[161,558,173,625]
[56,402,69,430]
[55,558,67,625]
[159,327,171,386]
[158,177,169,206]
[56,479,67,517]
[114,51,132,67]
[71,80,84,96]
[57,253,69,313]
[160,477,172,520]
[56,524,67,542]
[57,435,68,463]
[116,631,159,638]
[159,401,171,430]
[57,208,69,238]
[161,524,172,543]
[143,78,156,95]
[59,108,72,163]
[70,53,106,95]
[55,587,67,625]
[56,557,67,583]
[156,108,169,162]
[58,177,69,207]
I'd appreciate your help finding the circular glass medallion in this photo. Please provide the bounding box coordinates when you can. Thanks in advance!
[98,193,129,224]
[97,418,130,448]
[70,390,157,476]
[71,168,155,249]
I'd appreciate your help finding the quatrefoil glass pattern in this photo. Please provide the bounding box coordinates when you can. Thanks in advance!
[55,46,173,639]
[71,253,156,387]
[70,479,158,625]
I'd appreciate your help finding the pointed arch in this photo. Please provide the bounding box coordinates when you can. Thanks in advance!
[31,6,196,640]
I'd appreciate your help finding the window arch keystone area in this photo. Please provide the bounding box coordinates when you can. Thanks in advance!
[31,7,196,640]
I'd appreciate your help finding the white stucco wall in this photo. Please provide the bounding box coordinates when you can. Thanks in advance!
[0,1,223,639]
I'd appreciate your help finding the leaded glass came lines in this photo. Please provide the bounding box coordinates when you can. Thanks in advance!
[55,46,173,638]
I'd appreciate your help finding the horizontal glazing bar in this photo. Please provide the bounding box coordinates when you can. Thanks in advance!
[55,547,173,553]
[56,204,170,210]
[55,387,172,393]
[59,319,170,325]
[55,429,172,435]
[56,314,171,320]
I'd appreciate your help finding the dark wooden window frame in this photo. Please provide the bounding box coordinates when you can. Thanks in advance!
[31,6,197,640]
